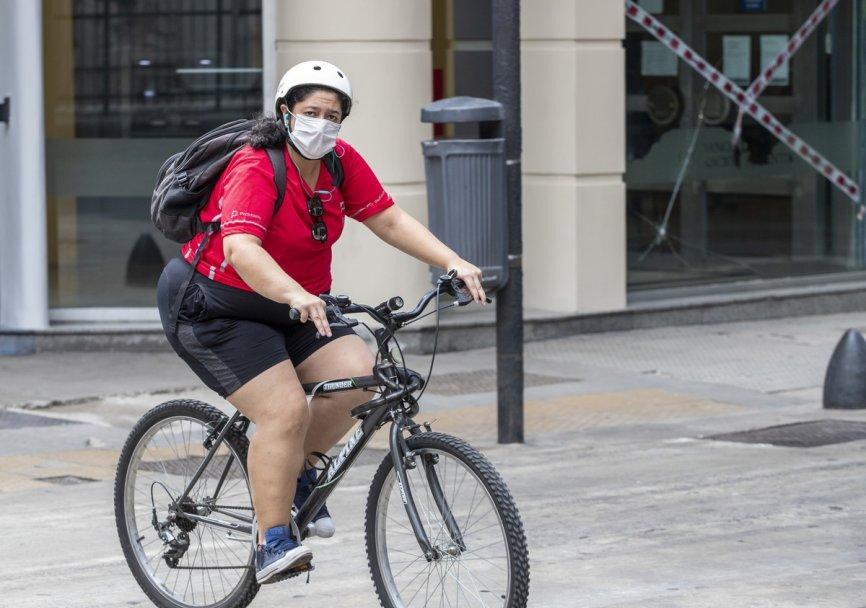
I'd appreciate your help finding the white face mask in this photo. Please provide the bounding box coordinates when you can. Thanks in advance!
[284,111,341,159]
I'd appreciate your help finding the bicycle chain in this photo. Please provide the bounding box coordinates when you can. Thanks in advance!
[184,502,253,511]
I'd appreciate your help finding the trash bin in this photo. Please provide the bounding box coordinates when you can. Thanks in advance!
[421,96,508,292]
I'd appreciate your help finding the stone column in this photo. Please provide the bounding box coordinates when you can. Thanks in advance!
[0,1,49,337]
[522,0,626,313]
[265,1,433,305]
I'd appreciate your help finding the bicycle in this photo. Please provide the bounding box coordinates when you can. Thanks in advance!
[114,271,530,608]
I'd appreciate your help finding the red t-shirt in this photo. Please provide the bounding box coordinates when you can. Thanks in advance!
[182,139,394,295]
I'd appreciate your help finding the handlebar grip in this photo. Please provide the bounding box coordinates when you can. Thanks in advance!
[288,308,300,322]
[449,278,470,300]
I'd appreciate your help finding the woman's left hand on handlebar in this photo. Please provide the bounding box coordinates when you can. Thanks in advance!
[447,258,486,305]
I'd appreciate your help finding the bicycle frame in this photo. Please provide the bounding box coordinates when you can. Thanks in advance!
[168,277,474,562]
[171,367,463,562]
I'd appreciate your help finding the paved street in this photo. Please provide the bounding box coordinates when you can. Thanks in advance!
[2,312,866,607]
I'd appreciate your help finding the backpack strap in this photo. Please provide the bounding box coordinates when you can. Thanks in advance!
[265,147,287,212]
[323,150,343,188]
[167,222,219,337]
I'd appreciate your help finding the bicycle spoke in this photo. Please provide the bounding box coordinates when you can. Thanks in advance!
[393,554,426,579]
[459,557,503,598]
[423,558,434,607]
[401,560,436,600]
[461,484,482,538]
[204,527,228,600]
[446,565,490,608]
[387,513,417,536]
[208,524,249,568]
[457,555,508,573]
[145,439,176,491]
[463,564,504,595]
[423,559,457,607]
[388,546,424,558]
[159,425,188,488]
[462,517,500,539]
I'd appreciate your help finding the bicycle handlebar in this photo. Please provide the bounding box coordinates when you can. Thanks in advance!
[286,271,487,333]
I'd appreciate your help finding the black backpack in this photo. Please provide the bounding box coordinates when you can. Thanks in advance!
[151,118,343,335]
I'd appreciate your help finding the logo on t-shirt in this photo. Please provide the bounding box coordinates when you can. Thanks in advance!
[229,210,263,221]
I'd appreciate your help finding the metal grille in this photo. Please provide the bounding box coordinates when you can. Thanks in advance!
[426,369,575,396]
[706,419,866,448]
[0,410,80,430]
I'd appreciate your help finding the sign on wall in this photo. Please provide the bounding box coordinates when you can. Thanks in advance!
[641,41,678,76]
[723,36,751,85]
[760,36,790,86]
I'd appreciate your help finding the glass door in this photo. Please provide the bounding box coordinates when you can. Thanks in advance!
[43,0,263,309]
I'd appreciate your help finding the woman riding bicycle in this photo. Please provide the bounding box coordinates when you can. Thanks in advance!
[156,60,486,585]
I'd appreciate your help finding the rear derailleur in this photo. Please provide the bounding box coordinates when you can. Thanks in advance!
[152,504,192,568]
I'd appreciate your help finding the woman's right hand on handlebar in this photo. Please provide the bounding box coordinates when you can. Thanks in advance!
[287,289,332,337]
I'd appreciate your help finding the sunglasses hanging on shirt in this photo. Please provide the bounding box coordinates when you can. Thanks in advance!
[306,194,328,243]
[289,153,330,244]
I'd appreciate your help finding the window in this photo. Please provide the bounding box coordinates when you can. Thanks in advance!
[43,0,263,307]
[625,0,864,290]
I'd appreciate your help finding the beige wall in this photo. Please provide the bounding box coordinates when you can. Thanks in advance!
[522,0,626,313]
[266,0,434,308]
[266,0,626,315]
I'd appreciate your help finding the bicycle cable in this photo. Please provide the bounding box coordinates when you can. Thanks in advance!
[150,480,178,512]
[301,450,334,480]
[412,281,442,404]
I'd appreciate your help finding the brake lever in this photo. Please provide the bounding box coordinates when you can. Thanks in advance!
[454,290,473,306]
[449,278,493,306]
[289,304,359,338]
[314,305,359,339]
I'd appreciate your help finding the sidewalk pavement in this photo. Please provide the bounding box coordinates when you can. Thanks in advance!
[2,311,866,606]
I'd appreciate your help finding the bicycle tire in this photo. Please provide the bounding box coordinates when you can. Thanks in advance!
[114,399,259,608]
[365,432,529,608]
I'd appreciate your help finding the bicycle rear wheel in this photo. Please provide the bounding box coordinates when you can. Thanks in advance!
[365,432,529,608]
[114,399,258,608]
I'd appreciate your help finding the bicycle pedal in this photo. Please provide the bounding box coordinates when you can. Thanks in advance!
[271,561,314,583]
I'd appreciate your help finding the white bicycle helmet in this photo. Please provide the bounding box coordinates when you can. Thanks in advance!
[274,60,353,117]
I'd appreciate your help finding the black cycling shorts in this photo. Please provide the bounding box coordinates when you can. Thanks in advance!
[156,256,356,398]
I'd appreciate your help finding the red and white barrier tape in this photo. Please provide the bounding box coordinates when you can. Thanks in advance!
[625,0,860,205]
[732,0,839,146]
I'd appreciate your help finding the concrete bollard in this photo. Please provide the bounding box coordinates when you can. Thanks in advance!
[823,328,866,409]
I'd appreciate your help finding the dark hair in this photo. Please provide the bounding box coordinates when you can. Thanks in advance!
[274,84,351,119]
[249,113,287,149]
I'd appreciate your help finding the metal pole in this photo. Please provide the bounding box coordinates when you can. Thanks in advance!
[857,0,866,264]
[492,0,524,443]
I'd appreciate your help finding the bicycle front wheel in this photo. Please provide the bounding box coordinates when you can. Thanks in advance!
[365,432,529,608]
[114,399,258,608]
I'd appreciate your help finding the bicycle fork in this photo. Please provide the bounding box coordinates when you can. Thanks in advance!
[389,416,466,562]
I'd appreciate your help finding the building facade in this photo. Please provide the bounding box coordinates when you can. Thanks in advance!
[0,1,862,345]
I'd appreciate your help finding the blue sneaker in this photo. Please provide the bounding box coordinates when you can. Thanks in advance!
[294,469,335,538]
[255,525,313,584]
